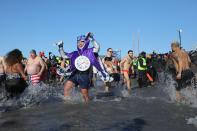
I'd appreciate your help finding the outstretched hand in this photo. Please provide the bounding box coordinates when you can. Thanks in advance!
[86,32,94,40]
[56,40,64,48]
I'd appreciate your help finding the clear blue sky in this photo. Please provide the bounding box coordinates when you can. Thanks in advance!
[0,0,197,57]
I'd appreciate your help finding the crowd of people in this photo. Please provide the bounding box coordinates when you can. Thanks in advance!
[0,32,196,103]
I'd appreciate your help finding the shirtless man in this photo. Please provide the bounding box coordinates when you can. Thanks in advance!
[103,48,118,74]
[120,50,134,92]
[171,41,194,102]
[0,56,5,85]
[102,48,119,92]
[25,50,45,85]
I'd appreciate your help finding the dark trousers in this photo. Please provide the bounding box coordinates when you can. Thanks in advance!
[138,70,148,88]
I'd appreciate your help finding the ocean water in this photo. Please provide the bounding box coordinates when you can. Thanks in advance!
[0,73,196,131]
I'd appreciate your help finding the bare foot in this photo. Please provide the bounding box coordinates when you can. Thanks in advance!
[105,86,109,92]
[128,88,132,94]
[176,95,186,103]
[151,82,155,86]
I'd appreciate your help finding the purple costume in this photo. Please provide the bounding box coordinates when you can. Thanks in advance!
[59,39,110,80]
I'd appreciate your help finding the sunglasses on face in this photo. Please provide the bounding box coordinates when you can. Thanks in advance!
[108,51,113,53]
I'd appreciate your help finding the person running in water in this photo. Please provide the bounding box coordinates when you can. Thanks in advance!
[4,49,28,98]
[120,50,134,92]
[58,33,103,103]
[103,48,117,74]
[137,51,148,88]
[25,50,46,86]
[171,41,194,102]
[102,48,119,92]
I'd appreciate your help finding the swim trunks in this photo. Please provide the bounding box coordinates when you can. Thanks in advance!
[176,69,195,91]
[30,74,41,86]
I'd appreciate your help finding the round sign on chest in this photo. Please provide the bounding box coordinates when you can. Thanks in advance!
[74,56,91,71]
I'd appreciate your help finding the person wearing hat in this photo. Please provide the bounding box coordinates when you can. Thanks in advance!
[25,49,46,86]
[137,51,148,88]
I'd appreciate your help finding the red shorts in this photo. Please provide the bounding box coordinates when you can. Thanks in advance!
[122,70,130,74]
[31,74,41,86]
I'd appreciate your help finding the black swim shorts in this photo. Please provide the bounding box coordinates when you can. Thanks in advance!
[176,69,195,91]
[110,73,120,82]
[68,72,91,89]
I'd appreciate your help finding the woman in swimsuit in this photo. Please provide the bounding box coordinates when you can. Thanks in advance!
[4,49,28,98]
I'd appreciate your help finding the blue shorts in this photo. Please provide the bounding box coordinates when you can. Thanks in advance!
[68,72,91,89]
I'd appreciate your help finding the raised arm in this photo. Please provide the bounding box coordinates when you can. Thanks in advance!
[86,32,100,53]
[92,40,100,53]
[57,41,69,59]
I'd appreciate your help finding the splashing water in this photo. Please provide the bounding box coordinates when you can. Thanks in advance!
[0,74,197,130]
[159,72,197,108]
[0,71,196,111]
[19,83,51,107]
[187,116,197,128]
[158,72,177,101]
[0,82,64,111]
[0,79,130,111]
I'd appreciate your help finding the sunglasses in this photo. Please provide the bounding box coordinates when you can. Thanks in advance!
[108,51,113,53]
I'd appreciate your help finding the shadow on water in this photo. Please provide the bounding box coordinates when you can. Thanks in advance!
[56,118,147,131]
[1,120,17,127]
[58,123,73,131]
[121,118,147,131]
[101,118,147,131]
